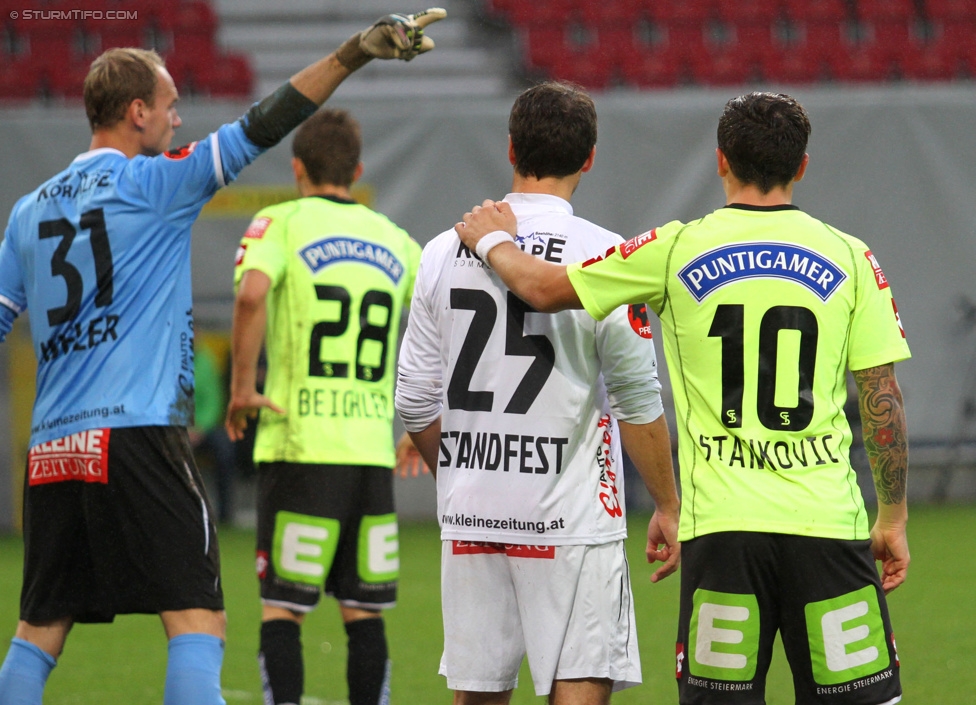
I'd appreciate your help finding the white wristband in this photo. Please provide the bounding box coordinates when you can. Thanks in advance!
[475,230,515,263]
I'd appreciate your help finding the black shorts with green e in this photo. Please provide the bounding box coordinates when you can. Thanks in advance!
[256,462,398,612]
[677,531,901,705]
[21,425,223,623]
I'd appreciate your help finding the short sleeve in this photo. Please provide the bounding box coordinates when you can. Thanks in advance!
[234,205,291,289]
[567,226,674,320]
[847,248,911,370]
[123,122,264,222]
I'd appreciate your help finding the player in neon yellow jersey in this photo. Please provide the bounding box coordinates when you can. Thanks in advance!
[225,109,421,705]
[456,92,910,705]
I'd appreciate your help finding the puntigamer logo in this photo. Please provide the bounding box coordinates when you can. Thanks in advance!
[679,242,847,302]
[299,237,404,283]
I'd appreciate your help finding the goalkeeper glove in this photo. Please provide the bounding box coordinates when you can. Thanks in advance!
[336,8,447,71]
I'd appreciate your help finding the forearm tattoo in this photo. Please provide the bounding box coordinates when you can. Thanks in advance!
[853,364,908,505]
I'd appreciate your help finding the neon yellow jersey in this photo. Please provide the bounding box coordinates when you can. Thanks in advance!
[235,196,421,467]
[567,205,911,541]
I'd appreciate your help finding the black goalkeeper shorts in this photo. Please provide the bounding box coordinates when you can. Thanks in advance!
[21,425,223,623]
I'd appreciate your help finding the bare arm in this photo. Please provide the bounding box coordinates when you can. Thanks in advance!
[853,363,909,593]
[618,416,681,583]
[225,270,284,441]
[455,200,581,313]
[406,418,442,479]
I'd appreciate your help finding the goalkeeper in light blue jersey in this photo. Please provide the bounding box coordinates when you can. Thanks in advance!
[0,9,445,705]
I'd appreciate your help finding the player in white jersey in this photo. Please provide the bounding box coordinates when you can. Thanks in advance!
[0,10,445,705]
[395,82,681,704]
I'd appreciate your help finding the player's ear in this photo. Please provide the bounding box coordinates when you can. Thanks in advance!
[291,157,306,182]
[716,148,730,177]
[129,99,148,129]
[507,136,516,166]
[580,145,596,174]
[793,153,810,183]
[352,162,364,184]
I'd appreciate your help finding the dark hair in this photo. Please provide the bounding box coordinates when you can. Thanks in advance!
[84,48,164,132]
[717,92,811,193]
[509,81,597,180]
[292,109,361,187]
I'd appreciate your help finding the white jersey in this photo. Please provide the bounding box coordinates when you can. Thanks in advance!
[396,193,664,545]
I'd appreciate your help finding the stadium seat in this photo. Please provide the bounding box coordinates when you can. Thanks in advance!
[783,0,849,23]
[645,0,716,25]
[763,44,826,83]
[547,46,616,89]
[85,13,151,53]
[618,44,684,87]
[506,0,582,28]
[715,0,782,24]
[855,0,917,22]
[924,0,976,21]
[579,0,645,27]
[0,58,39,100]
[194,51,254,98]
[43,60,92,98]
[522,26,567,71]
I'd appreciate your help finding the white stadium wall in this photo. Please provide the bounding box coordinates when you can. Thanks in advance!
[2,85,976,526]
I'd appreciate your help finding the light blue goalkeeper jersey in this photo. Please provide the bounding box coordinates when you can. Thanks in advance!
[0,121,263,446]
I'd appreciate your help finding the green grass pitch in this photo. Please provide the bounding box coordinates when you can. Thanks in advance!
[1,505,973,703]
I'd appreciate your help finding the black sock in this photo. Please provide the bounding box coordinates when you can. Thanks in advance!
[345,617,391,705]
[259,619,303,705]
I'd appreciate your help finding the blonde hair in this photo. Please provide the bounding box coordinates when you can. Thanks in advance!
[84,48,165,132]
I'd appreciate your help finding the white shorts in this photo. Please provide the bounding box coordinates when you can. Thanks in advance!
[439,539,641,696]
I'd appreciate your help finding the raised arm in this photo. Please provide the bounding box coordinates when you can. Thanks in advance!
[455,200,581,313]
[853,363,910,594]
[238,9,446,153]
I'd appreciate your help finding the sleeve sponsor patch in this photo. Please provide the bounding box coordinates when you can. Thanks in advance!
[235,242,247,266]
[28,429,111,486]
[627,303,654,338]
[892,298,905,338]
[621,229,657,259]
[864,250,889,289]
[163,141,199,160]
[244,216,273,240]
[582,245,617,268]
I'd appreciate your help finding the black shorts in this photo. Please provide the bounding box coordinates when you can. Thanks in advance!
[677,532,901,705]
[22,426,223,624]
[256,462,398,612]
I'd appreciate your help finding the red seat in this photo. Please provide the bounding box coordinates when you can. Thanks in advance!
[522,26,567,71]
[507,0,582,28]
[580,0,645,27]
[0,58,39,100]
[548,46,616,89]
[645,0,716,25]
[924,0,976,21]
[43,60,91,98]
[86,14,151,52]
[618,45,684,87]
[715,0,783,23]
[661,22,708,61]
[855,0,917,22]
[763,44,828,83]
[194,51,254,98]
[900,41,957,80]
[783,0,849,23]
